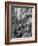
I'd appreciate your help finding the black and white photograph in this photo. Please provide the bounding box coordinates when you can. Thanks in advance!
[11,6,32,38]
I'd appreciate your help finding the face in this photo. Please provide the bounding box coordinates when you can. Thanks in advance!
[16,24,22,35]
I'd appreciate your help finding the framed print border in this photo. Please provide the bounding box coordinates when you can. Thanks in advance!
[5,1,37,45]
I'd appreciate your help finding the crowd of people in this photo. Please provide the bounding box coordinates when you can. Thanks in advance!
[11,7,32,38]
